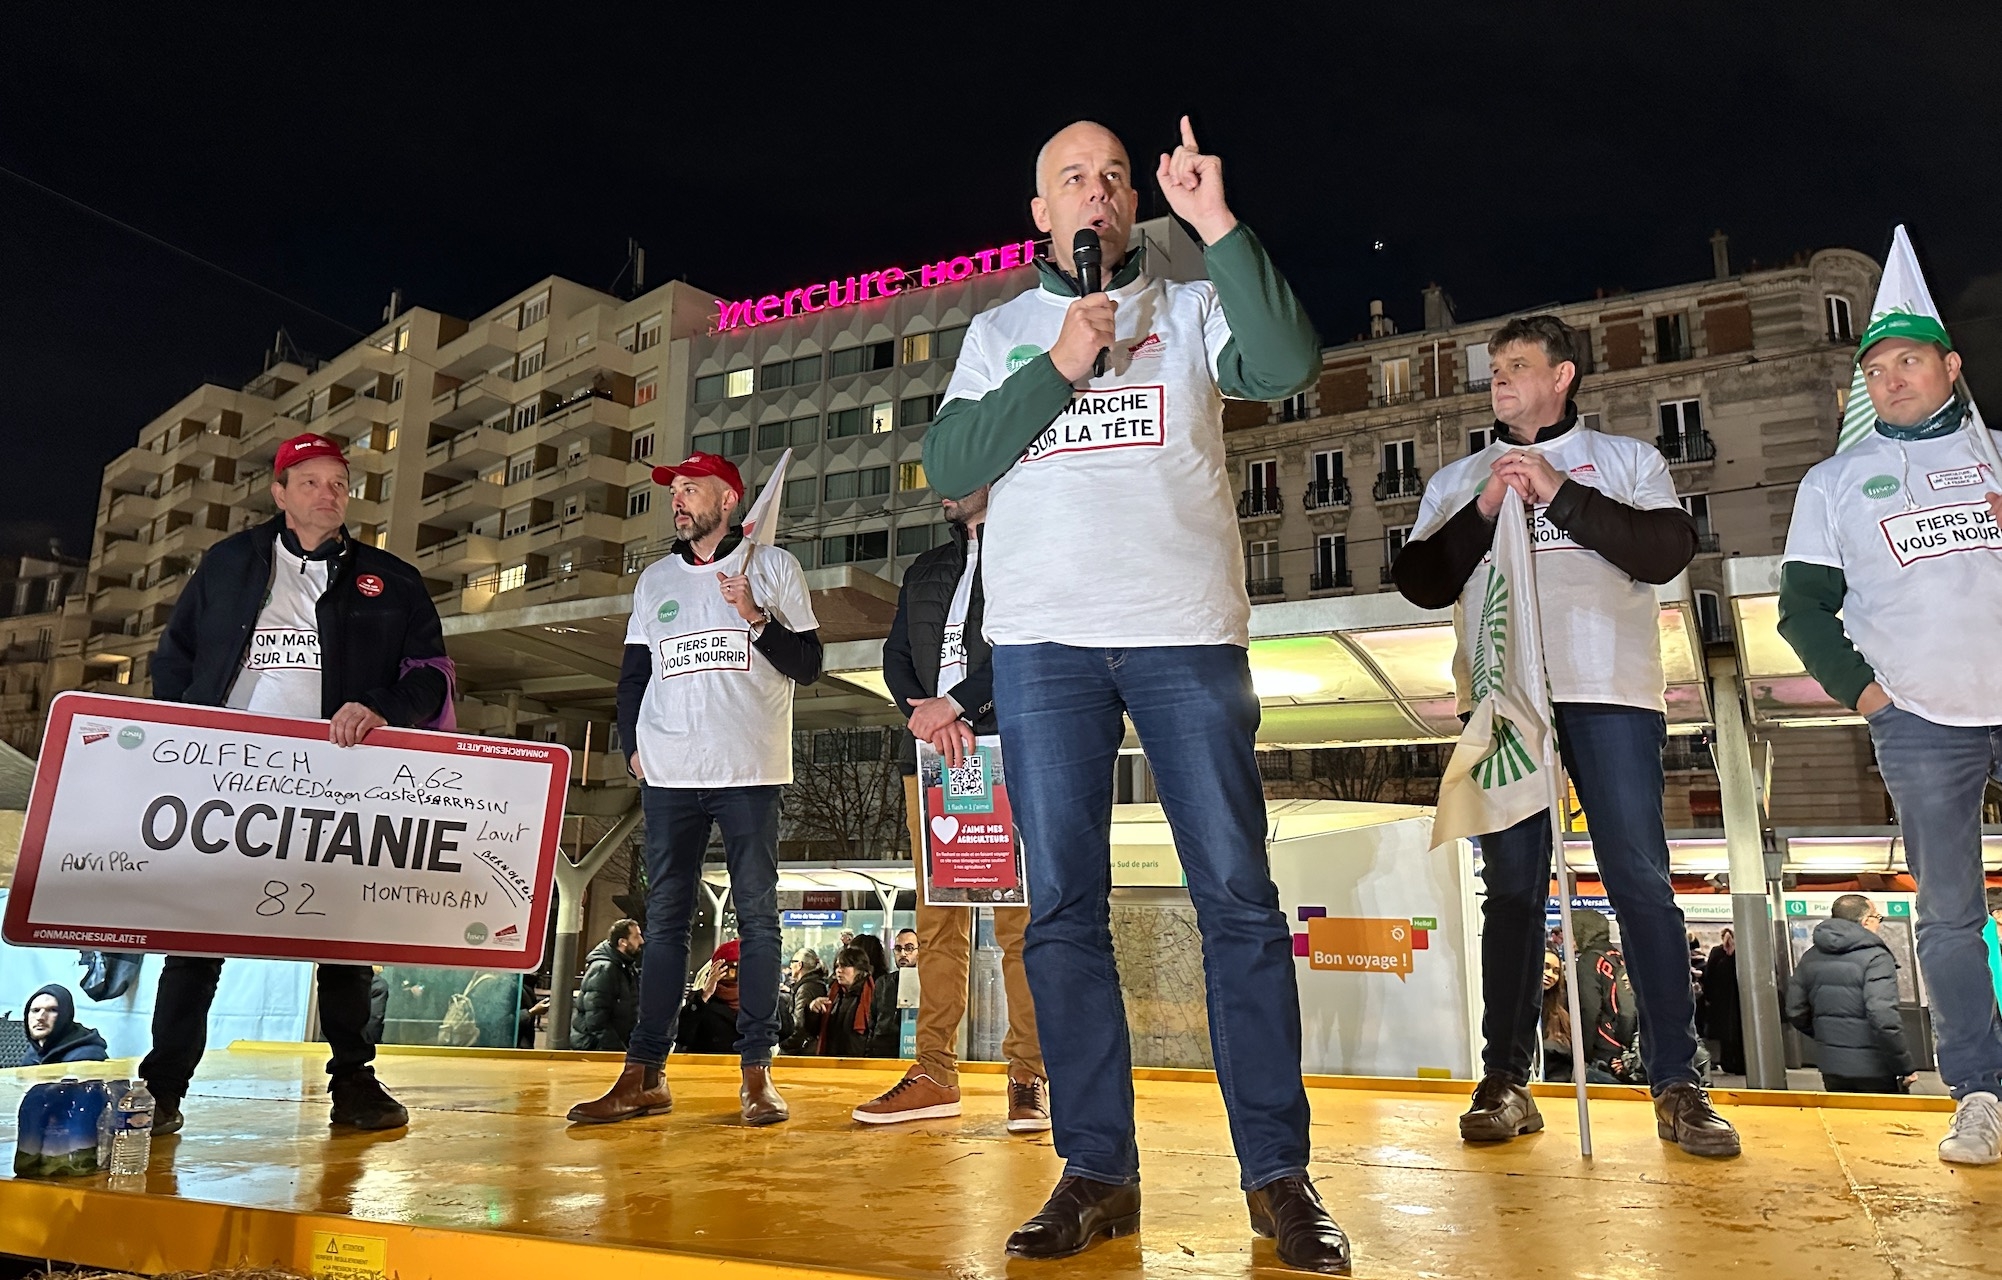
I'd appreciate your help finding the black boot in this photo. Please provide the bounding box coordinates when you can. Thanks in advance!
[329,1070,409,1131]
[1248,1175,1352,1274]
[1005,1176,1141,1259]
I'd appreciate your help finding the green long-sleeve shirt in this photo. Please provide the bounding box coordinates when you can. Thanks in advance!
[921,223,1319,499]
[1776,562,1877,709]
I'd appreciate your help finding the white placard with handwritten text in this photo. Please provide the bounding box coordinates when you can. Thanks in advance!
[3,693,568,970]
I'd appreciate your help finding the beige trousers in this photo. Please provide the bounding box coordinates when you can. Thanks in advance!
[903,774,1043,1084]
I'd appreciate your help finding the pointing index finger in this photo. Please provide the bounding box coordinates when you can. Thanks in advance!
[1179,114,1198,152]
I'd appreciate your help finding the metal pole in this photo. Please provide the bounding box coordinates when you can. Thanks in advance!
[1708,651,1788,1088]
[548,798,643,1050]
[1547,757,1594,1158]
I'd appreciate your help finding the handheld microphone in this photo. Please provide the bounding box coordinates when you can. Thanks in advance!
[1072,228,1107,378]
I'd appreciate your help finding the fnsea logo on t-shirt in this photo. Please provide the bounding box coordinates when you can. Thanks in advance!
[1861,475,1901,500]
[657,600,680,623]
[1005,345,1042,374]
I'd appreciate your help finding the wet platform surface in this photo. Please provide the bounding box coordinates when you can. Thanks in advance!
[0,1044,1996,1278]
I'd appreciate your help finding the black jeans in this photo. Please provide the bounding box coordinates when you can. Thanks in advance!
[138,956,376,1103]
[1822,1073,1905,1094]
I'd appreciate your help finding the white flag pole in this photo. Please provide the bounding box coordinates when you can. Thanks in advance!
[1512,492,1594,1159]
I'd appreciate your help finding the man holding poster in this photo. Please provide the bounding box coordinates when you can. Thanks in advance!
[141,431,451,1136]
[1394,316,1738,1158]
[570,451,821,1127]
[851,484,1049,1132]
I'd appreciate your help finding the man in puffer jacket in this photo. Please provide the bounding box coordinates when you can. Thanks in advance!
[571,920,643,1051]
[1786,895,1917,1093]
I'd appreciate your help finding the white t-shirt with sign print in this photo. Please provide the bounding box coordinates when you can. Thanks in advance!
[941,271,1248,648]
[625,540,819,787]
[937,535,980,701]
[1785,423,2002,725]
[225,534,326,718]
[1412,424,1685,713]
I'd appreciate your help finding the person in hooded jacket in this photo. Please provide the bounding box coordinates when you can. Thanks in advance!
[1786,895,1918,1093]
[571,920,644,1052]
[1571,910,1638,1078]
[19,985,109,1067]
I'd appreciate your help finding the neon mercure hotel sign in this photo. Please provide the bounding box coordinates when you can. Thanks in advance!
[714,239,1039,332]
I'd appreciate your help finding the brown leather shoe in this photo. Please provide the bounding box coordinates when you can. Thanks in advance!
[1654,1082,1740,1157]
[566,1062,673,1125]
[1006,1072,1052,1134]
[1459,1072,1543,1142]
[740,1063,789,1126]
[1248,1175,1352,1275]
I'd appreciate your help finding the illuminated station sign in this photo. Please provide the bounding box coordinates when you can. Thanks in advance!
[714,239,1040,332]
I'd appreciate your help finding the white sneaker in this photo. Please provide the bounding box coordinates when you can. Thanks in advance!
[1939,1091,2002,1166]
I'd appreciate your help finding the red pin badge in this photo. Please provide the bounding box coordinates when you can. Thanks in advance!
[356,574,385,598]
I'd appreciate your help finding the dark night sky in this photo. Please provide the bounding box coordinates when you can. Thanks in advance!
[5,5,2001,557]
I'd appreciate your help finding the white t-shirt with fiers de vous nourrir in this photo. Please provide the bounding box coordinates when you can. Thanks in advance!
[1784,424,2002,725]
[225,535,326,718]
[1412,426,1685,713]
[941,274,1248,648]
[625,541,819,787]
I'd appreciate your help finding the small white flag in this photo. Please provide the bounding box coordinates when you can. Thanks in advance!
[740,448,792,547]
[1431,487,1557,850]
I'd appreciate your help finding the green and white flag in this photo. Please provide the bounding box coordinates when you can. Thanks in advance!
[1839,225,1943,452]
[1432,487,1556,850]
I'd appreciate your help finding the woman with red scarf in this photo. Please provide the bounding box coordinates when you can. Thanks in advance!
[813,947,897,1058]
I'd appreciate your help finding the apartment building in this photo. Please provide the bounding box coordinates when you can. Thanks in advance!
[0,553,86,755]
[1220,241,1887,826]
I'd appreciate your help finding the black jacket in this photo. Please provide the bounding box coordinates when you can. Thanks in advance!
[1572,911,1638,1071]
[675,990,741,1054]
[1392,409,1698,611]
[571,940,642,1051]
[153,517,448,725]
[1786,918,1915,1079]
[883,523,993,730]
[364,973,389,1044]
[18,984,110,1067]
[815,975,896,1058]
[780,970,830,1053]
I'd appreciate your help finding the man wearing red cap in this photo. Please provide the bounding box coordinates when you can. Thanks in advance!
[569,452,822,1126]
[141,432,452,1137]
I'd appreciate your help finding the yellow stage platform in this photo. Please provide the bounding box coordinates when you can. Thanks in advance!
[0,1044,1995,1279]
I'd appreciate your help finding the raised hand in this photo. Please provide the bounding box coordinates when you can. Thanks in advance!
[1155,115,1237,244]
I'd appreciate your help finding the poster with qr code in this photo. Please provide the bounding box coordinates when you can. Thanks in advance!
[916,735,1025,907]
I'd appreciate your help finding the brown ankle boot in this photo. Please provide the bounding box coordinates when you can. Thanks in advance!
[567,1062,673,1125]
[740,1063,789,1126]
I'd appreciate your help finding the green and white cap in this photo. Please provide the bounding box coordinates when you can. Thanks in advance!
[1856,310,1952,363]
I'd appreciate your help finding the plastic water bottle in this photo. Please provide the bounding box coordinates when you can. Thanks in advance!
[97,1080,130,1170]
[108,1080,155,1177]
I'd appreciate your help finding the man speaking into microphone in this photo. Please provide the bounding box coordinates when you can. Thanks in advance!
[922,119,1347,1273]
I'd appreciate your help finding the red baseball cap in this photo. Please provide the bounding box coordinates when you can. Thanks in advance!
[711,940,742,964]
[652,451,742,495]
[275,432,348,477]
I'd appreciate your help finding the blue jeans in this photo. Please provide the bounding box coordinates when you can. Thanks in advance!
[1478,703,1699,1091]
[992,642,1311,1191]
[1866,704,2002,1099]
[626,784,782,1067]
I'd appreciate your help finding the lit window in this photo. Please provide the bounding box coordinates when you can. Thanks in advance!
[498,564,527,592]
[383,425,398,453]
[1380,358,1411,402]
[898,461,927,491]
[902,332,933,364]
[634,374,658,407]
[723,368,754,398]
[869,402,893,433]
[349,475,369,500]
[395,325,409,353]
[631,431,655,460]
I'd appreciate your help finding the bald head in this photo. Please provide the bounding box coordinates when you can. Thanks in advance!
[1032,121,1139,274]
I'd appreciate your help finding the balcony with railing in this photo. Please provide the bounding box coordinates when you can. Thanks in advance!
[1379,563,1398,585]
[1302,478,1351,512]
[1245,577,1285,599]
[1237,487,1283,519]
[1310,567,1353,592]
[1695,529,1720,554]
[1372,468,1424,502]
[1657,431,1716,465]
